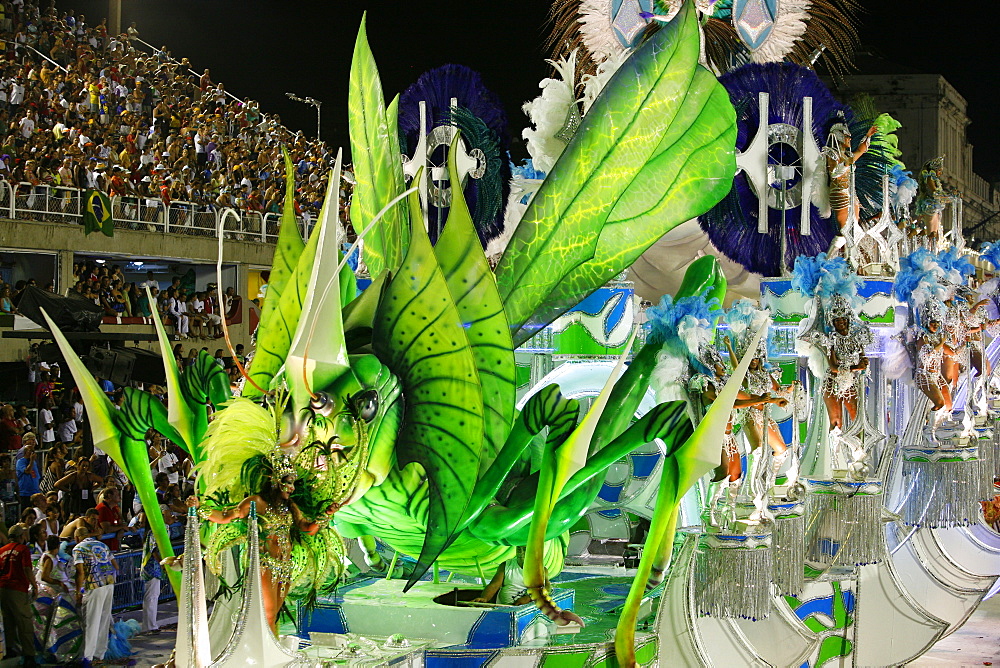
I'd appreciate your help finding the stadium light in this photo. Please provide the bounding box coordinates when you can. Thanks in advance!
[285,92,322,142]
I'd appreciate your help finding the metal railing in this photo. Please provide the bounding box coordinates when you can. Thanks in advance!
[1,179,288,243]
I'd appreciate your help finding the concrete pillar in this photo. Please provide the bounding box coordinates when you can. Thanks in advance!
[57,250,74,295]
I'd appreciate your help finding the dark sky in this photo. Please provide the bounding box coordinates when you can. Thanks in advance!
[55,1,1000,178]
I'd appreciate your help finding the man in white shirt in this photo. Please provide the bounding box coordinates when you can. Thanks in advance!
[17,112,33,139]
[38,402,55,447]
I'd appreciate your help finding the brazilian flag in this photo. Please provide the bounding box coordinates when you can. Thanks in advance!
[83,189,114,237]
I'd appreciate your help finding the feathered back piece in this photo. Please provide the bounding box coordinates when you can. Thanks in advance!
[791,252,863,312]
[199,398,280,503]
[543,0,859,88]
[893,248,954,306]
[936,246,976,284]
[980,242,1000,271]
[398,64,510,245]
[698,64,840,275]
[725,298,770,359]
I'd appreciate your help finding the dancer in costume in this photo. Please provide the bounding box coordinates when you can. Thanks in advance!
[824,118,877,234]
[690,345,779,527]
[645,291,764,528]
[959,286,996,380]
[186,398,344,635]
[33,535,81,663]
[913,299,953,434]
[812,295,873,432]
[915,157,950,248]
[725,300,795,521]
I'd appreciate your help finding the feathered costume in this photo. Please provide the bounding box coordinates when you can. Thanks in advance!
[198,398,345,597]
[697,63,893,276]
[792,253,870,393]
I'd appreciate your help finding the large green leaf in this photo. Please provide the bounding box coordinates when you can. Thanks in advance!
[433,135,515,471]
[287,154,352,409]
[372,188,485,591]
[146,286,197,449]
[495,3,736,345]
[41,310,124,469]
[244,149,305,398]
[247,204,322,395]
[348,14,408,280]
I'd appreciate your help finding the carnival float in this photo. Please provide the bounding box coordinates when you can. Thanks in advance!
[40,1,1000,666]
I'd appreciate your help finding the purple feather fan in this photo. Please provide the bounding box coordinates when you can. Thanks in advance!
[398,64,510,246]
[699,63,848,277]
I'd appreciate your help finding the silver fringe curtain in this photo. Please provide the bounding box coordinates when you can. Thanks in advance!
[770,501,805,597]
[694,532,773,621]
[901,446,982,528]
[804,479,884,568]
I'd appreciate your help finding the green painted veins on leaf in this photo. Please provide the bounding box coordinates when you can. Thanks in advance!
[495,2,736,346]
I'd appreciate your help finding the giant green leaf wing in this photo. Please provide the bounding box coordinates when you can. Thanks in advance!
[372,189,486,591]
[244,149,305,398]
[245,197,324,395]
[433,135,515,471]
[348,13,409,280]
[495,3,737,345]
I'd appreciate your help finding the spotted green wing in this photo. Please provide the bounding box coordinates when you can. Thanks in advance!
[495,3,737,345]
[433,135,515,471]
[244,149,305,399]
[372,187,486,591]
[348,13,409,280]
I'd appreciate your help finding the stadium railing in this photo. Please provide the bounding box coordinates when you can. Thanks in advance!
[1,180,289,243]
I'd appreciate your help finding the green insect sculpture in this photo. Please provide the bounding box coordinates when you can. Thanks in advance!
[48,4,750,666]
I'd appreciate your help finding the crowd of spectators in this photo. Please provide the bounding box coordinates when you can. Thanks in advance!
[0,348,195,662]
[0,0,355,230]
[67,262,239,338]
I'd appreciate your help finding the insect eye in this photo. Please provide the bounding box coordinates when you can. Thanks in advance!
[353,390,379,423]
[309,392,334,416]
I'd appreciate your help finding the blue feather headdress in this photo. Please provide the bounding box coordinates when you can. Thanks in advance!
[645,291,722,348]
[936,247,975,285]
[791,252,863,311]
[894,248,952,305]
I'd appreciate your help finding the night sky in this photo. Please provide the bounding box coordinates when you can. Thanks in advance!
[54,0,1000,179]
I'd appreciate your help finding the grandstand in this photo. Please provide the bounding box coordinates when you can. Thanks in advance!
[0,0,348,368]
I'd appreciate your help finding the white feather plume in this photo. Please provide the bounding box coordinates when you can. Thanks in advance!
[522,52,580,174]
[577,0,629,64]
[650,343,689,403]
[747,0,811,64]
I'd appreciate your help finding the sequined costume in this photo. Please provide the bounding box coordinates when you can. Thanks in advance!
[944,302,970,370]
[259,502,295,587]
[813,324,873,400]
[743,365,783,432]
[827,159,851,211]
[915,335,945,394]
